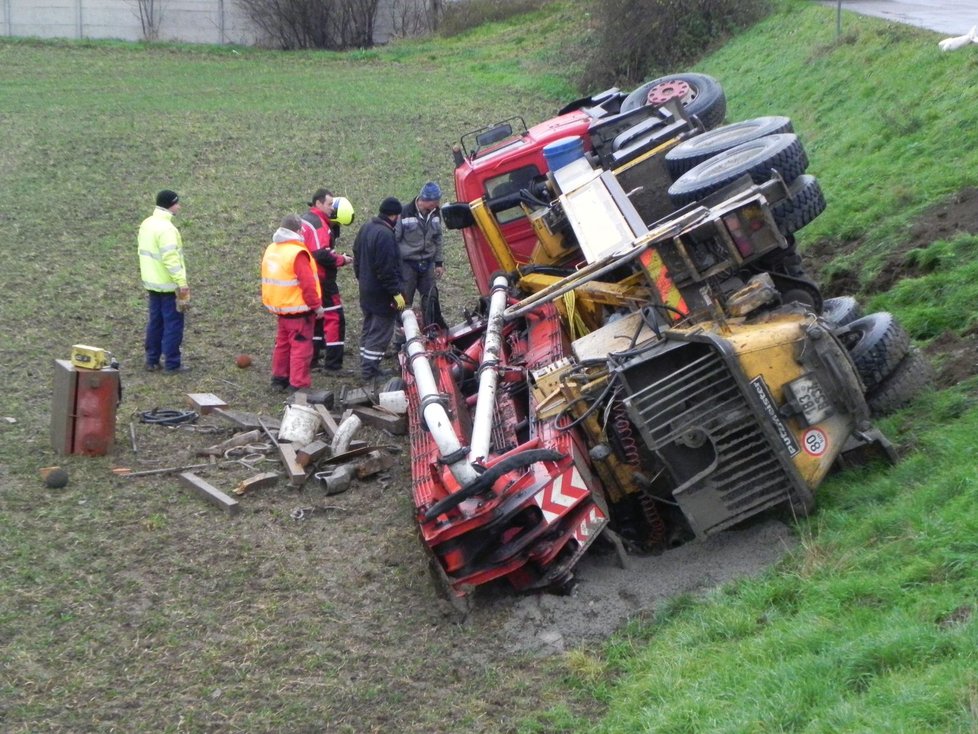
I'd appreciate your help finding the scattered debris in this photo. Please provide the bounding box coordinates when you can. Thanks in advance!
[232,471,280,496]
[198,429,264,457]
[178,472,240,515]
[286,389,334,408]
[314,465,355,495]
[214,408,280,431]
[296,439,330,468]
[39,466,69,488]
[331,414,362,455]
[352,405,407,435]
[186,393,229,415]
[338,385,371,409]
[354,450,396,479]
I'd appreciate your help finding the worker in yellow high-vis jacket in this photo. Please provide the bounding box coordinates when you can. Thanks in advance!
[138,189,190,374]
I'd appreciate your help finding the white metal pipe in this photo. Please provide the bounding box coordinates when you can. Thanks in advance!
[401,309,480,487]
[469,276,509,462]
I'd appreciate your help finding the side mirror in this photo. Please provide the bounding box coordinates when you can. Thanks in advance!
[441,202,476,230]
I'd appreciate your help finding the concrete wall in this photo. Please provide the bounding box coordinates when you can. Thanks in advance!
[1,0,275,45]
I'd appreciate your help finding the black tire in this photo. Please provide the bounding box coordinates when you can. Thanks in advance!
[667,134,809,208]
[620,73,727,130]
[771,174,827,236]
[821,296,864,327]
[867,347,935,416]
[842,312,912,390]
[664,116,794,179]
[381,376,406,393]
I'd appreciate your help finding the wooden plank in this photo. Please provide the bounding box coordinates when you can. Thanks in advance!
[277,443,308,487]
[213,408,280,431]
[352,406,407,435]
[296,439,331,468]
[312,405,340,439]
[51,359,77,454]
[178,472,240,515]
[232,471,280,496]
[187,393,228,415]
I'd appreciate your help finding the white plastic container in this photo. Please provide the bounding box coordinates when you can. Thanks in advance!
[277,404,319,445]
[378,390,408,414]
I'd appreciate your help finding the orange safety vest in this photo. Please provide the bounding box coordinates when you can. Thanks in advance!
[261,241,322,315]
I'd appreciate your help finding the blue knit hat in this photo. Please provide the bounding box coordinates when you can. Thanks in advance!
[419,181,442,201]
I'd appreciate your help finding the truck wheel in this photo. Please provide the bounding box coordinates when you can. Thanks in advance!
[867,347,935,416]
[664,116,794,179]
[842,312,912,389]
[771,174,826,236]
[667,134,809,208]
[821,296,864,327]
[620,73,726,130]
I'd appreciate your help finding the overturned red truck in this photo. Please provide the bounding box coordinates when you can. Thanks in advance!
[395,74,930,601]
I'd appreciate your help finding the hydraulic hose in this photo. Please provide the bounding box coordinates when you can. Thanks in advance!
[422,448,565,522]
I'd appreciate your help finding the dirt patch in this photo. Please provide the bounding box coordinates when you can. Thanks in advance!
[477,519,794,655]
[808,187,978,298]
[924,328,978,388]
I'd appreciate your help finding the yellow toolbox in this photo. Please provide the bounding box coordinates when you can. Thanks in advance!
[70,344,113,370]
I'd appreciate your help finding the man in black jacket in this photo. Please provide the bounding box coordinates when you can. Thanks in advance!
[353,197,406,383]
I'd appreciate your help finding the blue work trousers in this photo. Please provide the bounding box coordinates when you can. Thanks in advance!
[145,291,185,370]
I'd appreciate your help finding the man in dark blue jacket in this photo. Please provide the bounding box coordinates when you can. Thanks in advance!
[353,197,406,383]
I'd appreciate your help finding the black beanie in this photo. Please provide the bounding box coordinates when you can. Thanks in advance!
[156,190,180,208]
[379,197,402,216]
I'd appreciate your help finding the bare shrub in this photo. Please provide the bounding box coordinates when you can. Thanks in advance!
[236,0,381,49]
[130,0,164,41]
[582,0,771,89]
[439,0,551,38]
[389,0,443,37]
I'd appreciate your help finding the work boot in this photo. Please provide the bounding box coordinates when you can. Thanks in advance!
[162,365,191,374]
[270,376,289,392]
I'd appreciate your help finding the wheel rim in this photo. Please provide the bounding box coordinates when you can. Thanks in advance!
[647,80,694,107]
[692,139,772,177]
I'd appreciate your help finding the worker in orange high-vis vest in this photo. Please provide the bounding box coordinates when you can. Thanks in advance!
[261,214,324,392]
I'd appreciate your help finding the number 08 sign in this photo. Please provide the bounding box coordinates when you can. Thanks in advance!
[802,428,828,457]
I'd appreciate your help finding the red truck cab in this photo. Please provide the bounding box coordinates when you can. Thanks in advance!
[452,110,594,295]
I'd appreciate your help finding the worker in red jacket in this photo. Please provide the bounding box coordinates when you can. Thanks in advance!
[261,214,325,392]
[301,188,353,373]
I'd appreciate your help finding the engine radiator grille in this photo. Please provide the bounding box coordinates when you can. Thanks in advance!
[621,339,803,537]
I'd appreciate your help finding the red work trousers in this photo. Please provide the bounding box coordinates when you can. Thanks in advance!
[271,313,315,389]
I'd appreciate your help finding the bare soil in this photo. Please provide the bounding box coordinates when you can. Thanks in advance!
[807,186,978,388]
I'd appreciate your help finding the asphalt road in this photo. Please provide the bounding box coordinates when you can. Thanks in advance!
[821,0,977,36]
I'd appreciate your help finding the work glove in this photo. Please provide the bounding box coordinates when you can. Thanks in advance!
[176,287,191,313]
[393,293,407,311]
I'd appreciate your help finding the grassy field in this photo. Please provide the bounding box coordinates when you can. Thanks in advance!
[2,0,978,731]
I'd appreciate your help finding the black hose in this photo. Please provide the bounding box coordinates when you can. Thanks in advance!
[422,448,564,522]
[139,408,199,426]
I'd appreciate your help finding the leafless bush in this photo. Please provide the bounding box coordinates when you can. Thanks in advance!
[439,0,551,38]
[236,0,380,49]
[130,0,164,41]
[582,0,771,89]
[388,0,442,37]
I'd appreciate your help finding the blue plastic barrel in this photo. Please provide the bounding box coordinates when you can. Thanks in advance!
[543,136,585,173]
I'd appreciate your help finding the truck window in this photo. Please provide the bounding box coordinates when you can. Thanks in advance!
[485,165,540,224]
